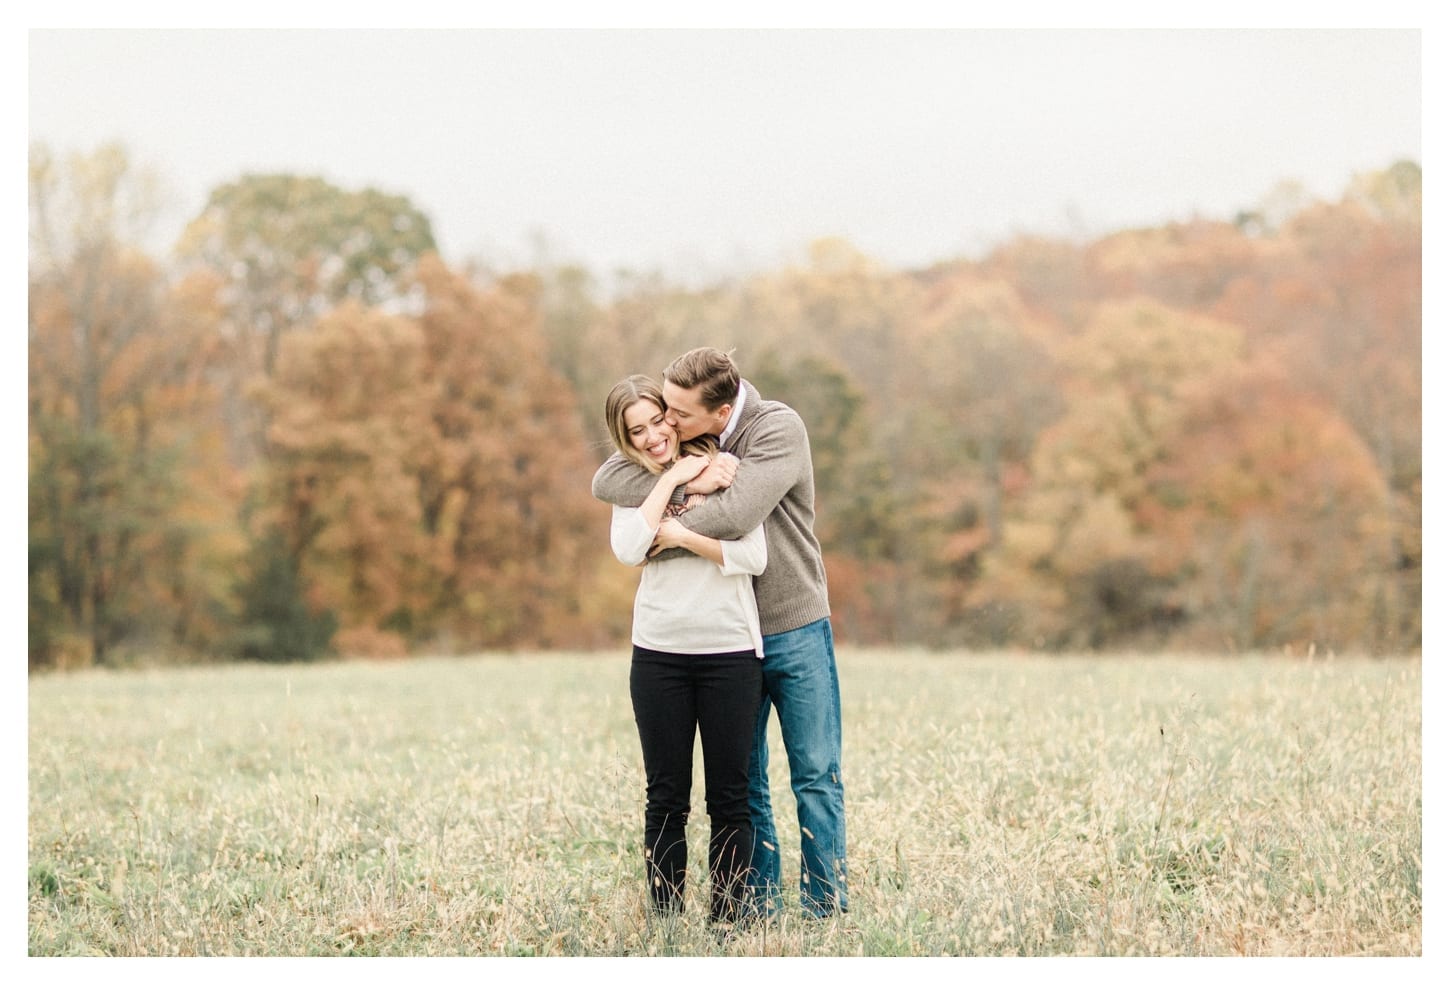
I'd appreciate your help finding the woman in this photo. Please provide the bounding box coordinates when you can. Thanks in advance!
[603,374,766,929]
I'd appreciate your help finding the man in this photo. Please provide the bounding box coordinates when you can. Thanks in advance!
[592,347,847,918]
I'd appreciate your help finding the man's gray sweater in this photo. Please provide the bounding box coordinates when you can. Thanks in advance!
[591,380,831,636]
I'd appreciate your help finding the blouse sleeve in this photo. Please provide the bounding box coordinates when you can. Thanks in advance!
[610,505,654,566]
[718,523,767,577]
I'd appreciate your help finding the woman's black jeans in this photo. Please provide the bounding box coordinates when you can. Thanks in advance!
[629,645,762,923]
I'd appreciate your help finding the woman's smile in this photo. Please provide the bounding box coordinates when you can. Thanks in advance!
[623,398,679,467]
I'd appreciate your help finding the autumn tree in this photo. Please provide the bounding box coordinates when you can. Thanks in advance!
[562,272,751,448]
[254,302,435,657]
[175,173,437,465]
[731,240,928,640]
[1346,159,1421,227]
[529,261,606,438]
[409,259,604,649]
[994,298,1247,649]
[1144,365,1395,651]
[29,143,241,667]
[760,238,921,400]
[901,271,1063,643]
[1210,170,1421,650]
[251,257,605,656]
[1085,219,1273,312]
[177,173,436,373]
[749,352,904,643]
[979,234,1096,324]
[28,146,1418,662]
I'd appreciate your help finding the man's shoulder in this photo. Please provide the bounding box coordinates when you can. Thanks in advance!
[751,397,804,427]
[734,397,807,447]
[738,379,801,425]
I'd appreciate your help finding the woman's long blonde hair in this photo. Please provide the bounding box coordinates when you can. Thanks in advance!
[604,374,718,474]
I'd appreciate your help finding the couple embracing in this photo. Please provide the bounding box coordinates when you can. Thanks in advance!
[594,347,847,933]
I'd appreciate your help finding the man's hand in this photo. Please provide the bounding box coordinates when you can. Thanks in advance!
[682,452,738,495]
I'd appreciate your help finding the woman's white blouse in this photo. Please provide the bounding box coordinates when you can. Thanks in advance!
[610,505,767,659]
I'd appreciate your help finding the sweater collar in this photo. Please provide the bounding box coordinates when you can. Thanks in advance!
[719,379,754,451]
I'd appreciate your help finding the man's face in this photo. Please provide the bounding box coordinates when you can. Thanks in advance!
[663,381,726,442]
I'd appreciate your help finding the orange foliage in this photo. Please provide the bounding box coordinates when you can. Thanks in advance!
[29,154,1420,661]
[253,258,605,654]
[29,245,242,665]
[1145,364,1396,650]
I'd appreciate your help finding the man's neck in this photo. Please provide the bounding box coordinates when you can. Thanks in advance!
[716,379,747,446]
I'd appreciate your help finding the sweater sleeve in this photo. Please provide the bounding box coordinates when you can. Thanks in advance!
[595,455,694,563]
[592,453,661,507]
[678,409,806,541]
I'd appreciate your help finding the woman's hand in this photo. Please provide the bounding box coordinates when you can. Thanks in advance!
[682,452,738,494]
[650,516,726,565]
[665,454,710,486]
[638,454,712,536]
[651,518,691,552]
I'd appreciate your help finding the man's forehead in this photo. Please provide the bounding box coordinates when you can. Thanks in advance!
[662,381,703,410]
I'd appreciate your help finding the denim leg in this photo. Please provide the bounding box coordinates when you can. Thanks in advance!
[764,619,847,915]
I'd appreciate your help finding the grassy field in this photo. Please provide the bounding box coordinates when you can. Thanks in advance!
[27,649,1421,957]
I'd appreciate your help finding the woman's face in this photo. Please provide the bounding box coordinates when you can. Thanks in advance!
[623,398,678,467]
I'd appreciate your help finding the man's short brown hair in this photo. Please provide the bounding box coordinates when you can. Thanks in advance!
[663,347,740,411]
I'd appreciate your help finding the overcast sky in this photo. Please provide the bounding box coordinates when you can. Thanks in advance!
[27,26,1422,282]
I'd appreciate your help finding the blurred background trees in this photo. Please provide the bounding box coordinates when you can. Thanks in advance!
[27,142,1422,667]
[29,144,240,666]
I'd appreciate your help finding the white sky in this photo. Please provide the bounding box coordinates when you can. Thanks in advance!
[26,24,1423,282]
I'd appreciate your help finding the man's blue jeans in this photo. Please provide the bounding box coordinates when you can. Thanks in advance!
[747,617,848,916]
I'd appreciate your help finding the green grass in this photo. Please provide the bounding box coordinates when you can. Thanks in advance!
[28,650,1421,956]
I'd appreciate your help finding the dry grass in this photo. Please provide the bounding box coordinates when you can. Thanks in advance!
[28,650,1420,957]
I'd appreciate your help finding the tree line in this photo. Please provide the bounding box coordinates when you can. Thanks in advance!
[27,144,1421,668]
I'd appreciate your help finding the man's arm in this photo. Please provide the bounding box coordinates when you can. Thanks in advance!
[592,452,663,507]
[676,410,806,541]
[594,449,737,506]
[609,456,710,564]
[594,453,701,563]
